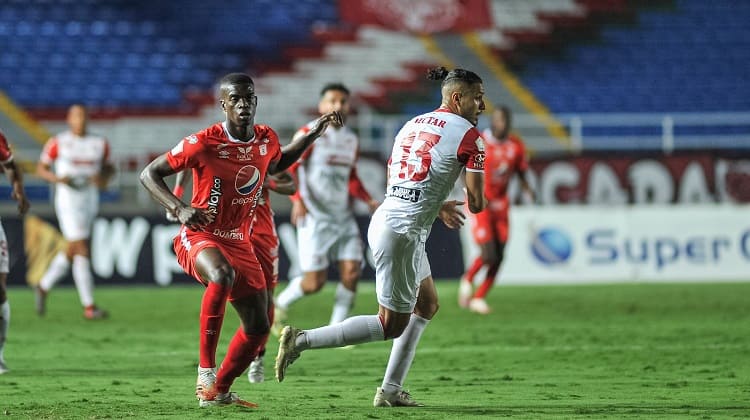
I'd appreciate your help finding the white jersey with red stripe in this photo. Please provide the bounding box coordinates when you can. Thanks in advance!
[378,108,485,234]
[295,122,359,221]
[40,130,110,188]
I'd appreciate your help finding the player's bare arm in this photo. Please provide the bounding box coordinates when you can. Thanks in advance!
[140,155,213,230]
[165,170,191,222]
[465,170,487,214]
[519,171,536,203]
[266,172,296,195]
[92,162,116,189]
[2,159,30,215]
[36,161,73,187]
[438,200,465,229]
[270,111,343,174]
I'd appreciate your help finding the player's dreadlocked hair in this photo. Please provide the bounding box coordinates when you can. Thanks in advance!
[427,66,483,86]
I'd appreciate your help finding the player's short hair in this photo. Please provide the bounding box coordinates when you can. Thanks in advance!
[220,73,254,88]
[497,105,512,127]
[320,83,350,97]
[427,66,482,87]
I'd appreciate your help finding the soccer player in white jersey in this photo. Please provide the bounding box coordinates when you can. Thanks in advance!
[35,104,115,320]
[273,83,379,333]
[276,67,487,407]
[0,129,30,374]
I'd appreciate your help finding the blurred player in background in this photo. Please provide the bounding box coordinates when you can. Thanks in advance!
[35,104,114,320]
[459,106,534,314]
[168,169,296,384]
[0,129,30,374]
[273,83,379,334]
[276,67,487,407]
[140,72,341,408]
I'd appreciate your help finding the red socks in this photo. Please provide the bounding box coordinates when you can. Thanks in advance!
[473,264,500,299]
[464,257,484,283]
[199,282,231,369]
[215,328,268,393]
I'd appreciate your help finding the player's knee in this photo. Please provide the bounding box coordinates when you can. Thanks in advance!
[301,275,325,293]
[381,318,409,339]
[206,263,235,287]
[0,289,6,304]
[243,321,270,336]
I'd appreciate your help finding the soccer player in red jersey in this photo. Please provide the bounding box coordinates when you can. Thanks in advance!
[0,129,30,374]
[168,170,295,384]
[140,73,341,408]
[459,106,535,314]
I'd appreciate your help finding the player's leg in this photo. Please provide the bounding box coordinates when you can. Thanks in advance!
[67,239,106,319]
[249,234,278,383]
[0,231,9,373]
[275,218,418,382]
[375,246,434,407]
[460,209,493,307]
[274,217,331,330]
[470,214,508,314]
[36,249,71,315]
[212,286,268,407]
[329,220,363,324]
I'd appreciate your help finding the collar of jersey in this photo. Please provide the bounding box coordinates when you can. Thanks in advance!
[222,122,255,144]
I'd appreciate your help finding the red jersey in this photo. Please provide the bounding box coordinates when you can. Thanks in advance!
[482,130,528,207]
[0,130,13,163]
[250,188,276,237]
[166,122,281,235]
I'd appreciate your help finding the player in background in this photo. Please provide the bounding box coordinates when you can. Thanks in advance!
[458,106,534,314]
[275,67,487,407]
[273,83,379,334]
[35,104,115,320]
[0,129,30,374]
[141,72,341,408]
[168,169,296,384]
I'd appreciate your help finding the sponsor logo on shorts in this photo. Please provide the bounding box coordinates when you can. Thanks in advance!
[212,228,245,241]
[208,176,222,215]
[388,185,421,203]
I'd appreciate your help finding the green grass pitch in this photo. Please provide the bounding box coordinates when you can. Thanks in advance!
[1,281,749,419]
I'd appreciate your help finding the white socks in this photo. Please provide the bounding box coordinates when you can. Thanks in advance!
[276,275,304,310]
[72,255,95,307]
[329,283,355,325]
[0,301,9,362]
[39,252,70,291]
[381,314,430,394]
[297,315,384,350]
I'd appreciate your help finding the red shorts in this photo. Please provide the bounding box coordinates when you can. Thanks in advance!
[173,226,264,300]
[471,208,509,244]
[252,232,279,290]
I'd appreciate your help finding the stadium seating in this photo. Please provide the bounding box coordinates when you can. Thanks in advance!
[0,0,339,117]
[518,0,750,113]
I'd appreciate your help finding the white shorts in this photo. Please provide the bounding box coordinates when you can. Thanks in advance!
[368,211,431,313]
[296,215,362,272]
[0,224,8,273]
[55,186,99,241]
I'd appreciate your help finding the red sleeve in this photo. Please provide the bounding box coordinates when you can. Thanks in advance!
[348,166,372,202]
[0,131,12,163]
[456,127,485,172]
[40,137,58,164]
[165,133,204,171]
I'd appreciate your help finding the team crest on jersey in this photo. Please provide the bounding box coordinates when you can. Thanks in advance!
[259,144,267,156]
[237,146,253,161]
[235,165,261,195]
[186,135,199,144]
[475,137,485,152]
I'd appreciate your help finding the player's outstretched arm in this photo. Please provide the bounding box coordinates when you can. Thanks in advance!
[271,111,342,174]
[2,160,30,215]
[465,170,487,214]
[266,172,296,195]
[140,155,212,230]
